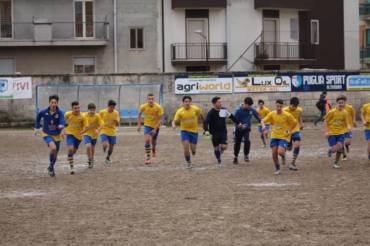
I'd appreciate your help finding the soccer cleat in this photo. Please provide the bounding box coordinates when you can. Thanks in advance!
[105,159,112,165]
[47,166,55,177]
[186,161,193,170]
[233,157,238,165]
[88,161,94,169]
[244,156,250,163]
[70,164,75,175]
[332,161,340,169]
[342,155,348,161]
[145,159,151,165]
[288,164,298,171]
[274,170,281,175]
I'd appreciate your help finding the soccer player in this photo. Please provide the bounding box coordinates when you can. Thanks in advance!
[81,103,104,169]
[256,99,270,147]
[64,101,87,175]
[361,102,370,164]
[172,96,204,169]
[342,96,357,160]
[137,93,164,165]
[233,97,264,164]
[284,97,304,170]
[99,100,120,165]
[324,96,351,169]
[204,96,241,166]
[263,99,297,175]
[35,95,65,177]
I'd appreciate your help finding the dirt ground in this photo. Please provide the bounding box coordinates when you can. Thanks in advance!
[0,124,370,246]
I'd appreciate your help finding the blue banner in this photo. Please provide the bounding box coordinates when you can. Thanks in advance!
[289,72,357,92]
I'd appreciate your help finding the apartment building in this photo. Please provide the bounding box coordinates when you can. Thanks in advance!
[360,0,370,68]
[0,0,360,75]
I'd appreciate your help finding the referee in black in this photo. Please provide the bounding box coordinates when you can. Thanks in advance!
[204,96,241,166]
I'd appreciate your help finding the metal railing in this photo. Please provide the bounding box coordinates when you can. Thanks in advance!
[171,43,227,62]
[255,42,315,60]
[0,21,110,41]
[361,47,370,62]
[360,3,370,17]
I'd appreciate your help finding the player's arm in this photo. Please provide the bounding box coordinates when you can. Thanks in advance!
[345,112,352,132]
[253,109,265,130]
[153,108,165,133]
[300,113,304,130]
[289,116,298,133]
[34,111,43,135]
[361,107,369,126]
[323,112,331,137]
[203,110,211,133]
[172,111,180,130]
[352,108,357,128]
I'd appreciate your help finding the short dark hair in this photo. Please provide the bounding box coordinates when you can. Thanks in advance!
[49,95,59,102]
[336,95,347,102]
[290,97,300,106]
[71,101,79,107]
[276,99,284,105]
[212,96,221,105]
[322,91,327,95]
[258,99,265,105]
[88,103,96,110]
[108,100,117,107]
[182,96,192,102]
[147,93,154,98]
[244,97,254,106]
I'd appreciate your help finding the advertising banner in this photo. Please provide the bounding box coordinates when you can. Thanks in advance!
[290,73,350,92]
[346,75,370,91]
[175,77,233,94]
[0,77,32,99]
[234,76,291,93]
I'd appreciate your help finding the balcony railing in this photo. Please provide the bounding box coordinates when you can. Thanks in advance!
[360,3,370,17]
[0,21,110,46]
[171,43,227,64]
[361,47,370,63]
[254,42,315,63]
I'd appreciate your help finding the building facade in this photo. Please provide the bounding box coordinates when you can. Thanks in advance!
[0,0,360,75]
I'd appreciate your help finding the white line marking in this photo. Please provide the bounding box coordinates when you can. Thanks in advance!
[0,191,49,199]
[237,182,300,188]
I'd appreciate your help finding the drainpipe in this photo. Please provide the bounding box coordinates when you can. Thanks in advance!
[113,0,118,73]
[225,3,229,70]
[161,0,165,72]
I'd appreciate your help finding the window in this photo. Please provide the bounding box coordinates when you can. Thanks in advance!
[0,0,12,38]
[290,18,299,41]
[310,19,319,45]
[0,58,15,74]
[75,0,94,38]
[73,57,95,73]
[366,29,370,47]
[129,28,144,49]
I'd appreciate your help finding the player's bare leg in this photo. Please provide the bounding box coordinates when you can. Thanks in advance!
[289,140,300,171]
[272,146,280,175]
[105,144,114,165]
[278,146,286,167]
[330,142,343,168]
[68,146,77,174]
[343,139,351,160]
[86,143,94,168]
[182,141,192,169]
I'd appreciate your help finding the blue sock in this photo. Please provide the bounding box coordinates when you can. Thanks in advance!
[49,153,56,168]
[214,150,221,161]
[275,163,280,171]
[185,155,191,163]
[107,149,113,157]
[368,154,370,160]
[293,147,300,156]
[68,153,73,158]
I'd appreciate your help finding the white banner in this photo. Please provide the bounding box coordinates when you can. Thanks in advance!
[234,76,291,93]
[347,75,370,91]
[0,77,32,99]
[175,77,233,94]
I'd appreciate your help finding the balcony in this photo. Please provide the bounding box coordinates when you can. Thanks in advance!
[254,42,315,65]
[171,43,227,65]
[0,21,109,47]
[172,0,226,9]
[360,3,370,19]
[361,47,370,64]
[254,0,313,10]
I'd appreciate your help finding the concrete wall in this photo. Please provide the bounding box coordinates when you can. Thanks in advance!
[1,72,369,125]
[344,0,361,70]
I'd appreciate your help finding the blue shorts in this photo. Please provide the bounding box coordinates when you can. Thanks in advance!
[66,135,81,149]
[43,136,61,151]
[144,126,160,140]
[270,138,289,149]
[100,134,117,145]
[365,130,370,141]
[344,131,353,139]
[291,132,302,142]
[181,131,198,145]
[258,124,270,133]
[328,134,345,147]
[83,135,97,146]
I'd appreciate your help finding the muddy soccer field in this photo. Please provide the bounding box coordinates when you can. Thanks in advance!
[0,125,370,246]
